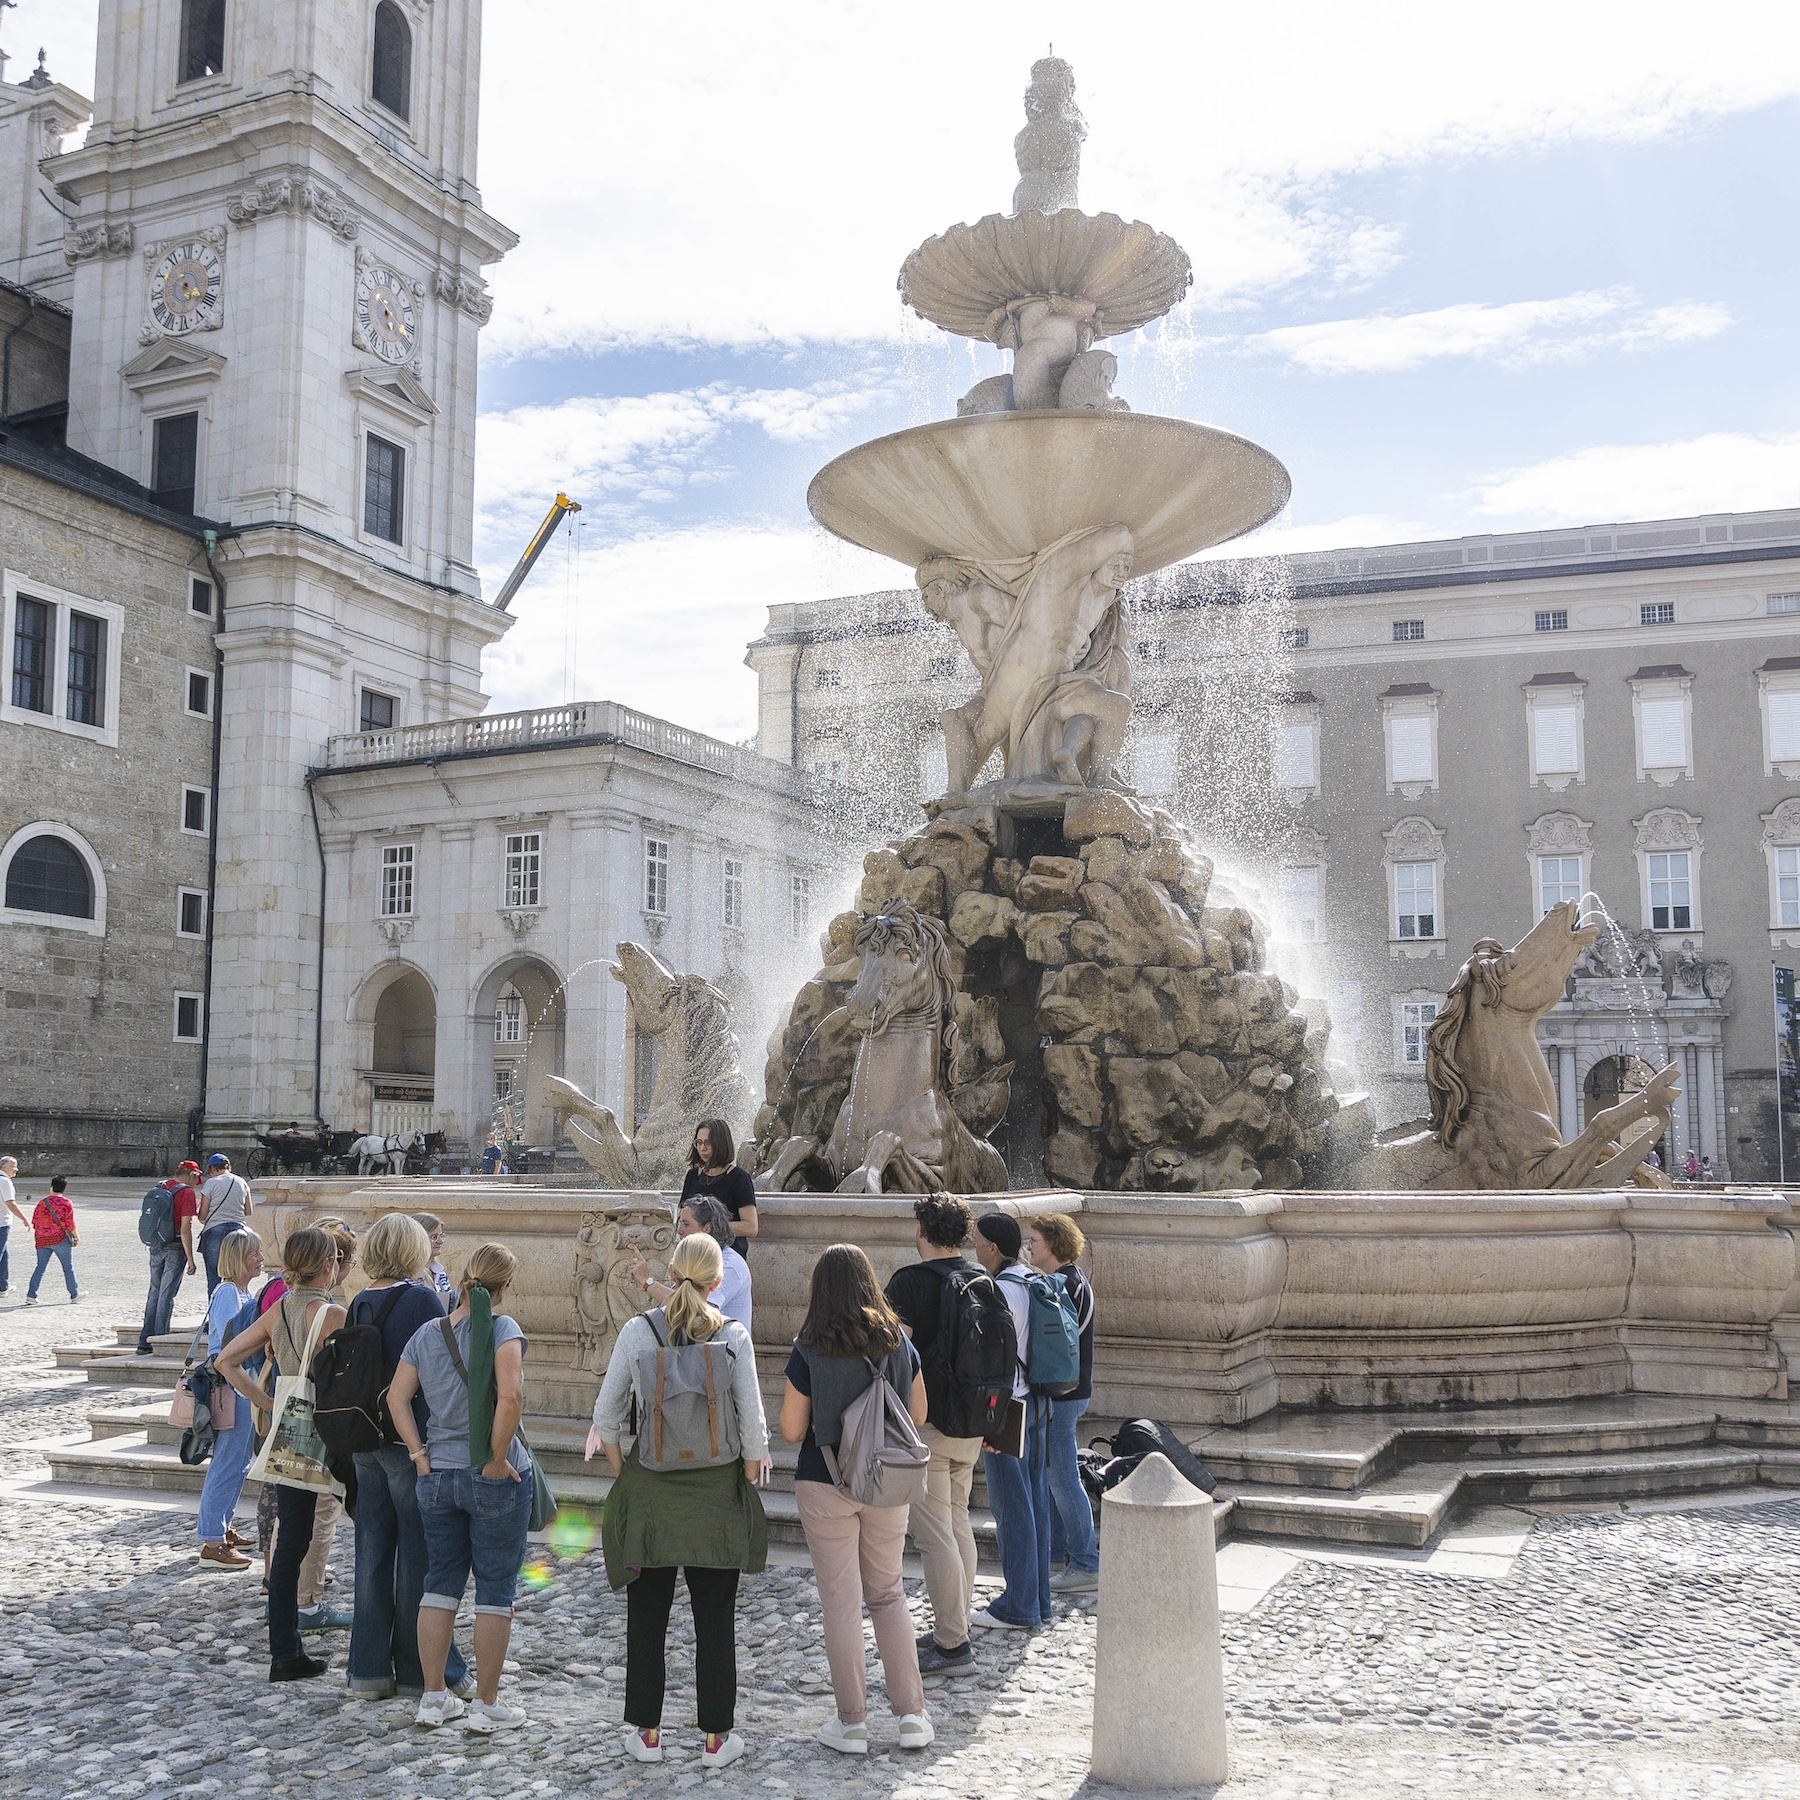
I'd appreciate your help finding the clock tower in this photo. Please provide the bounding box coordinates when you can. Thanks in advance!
[46,0,516,1141]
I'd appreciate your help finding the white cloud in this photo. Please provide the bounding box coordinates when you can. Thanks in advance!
[480,523,901,742]
[1255,289,1731,374]
[1471,431,1800,523]
[473,0,1800,353]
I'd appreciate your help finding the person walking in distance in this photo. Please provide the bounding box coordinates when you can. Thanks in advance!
[781,1244,935,1756]
[136,1161,201,1353]
[197,1154,253,1295]
[1024,1213,1099,1593]
[590,1231,770,1771]
[884,1193,1013,1677]
[195,1228,266,1569]
[25,1176,80,1305]
[216,1225,345,1682]
[387,1242,536,1735]
[0,1155,25,1295]
[970,1212,1052,1634]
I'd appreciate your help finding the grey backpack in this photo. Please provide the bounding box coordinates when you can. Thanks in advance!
[821,1356,931,1508]
[631,1309,742,1473]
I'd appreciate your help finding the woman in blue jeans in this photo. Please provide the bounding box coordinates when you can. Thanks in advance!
[343,1212,471,1702]
[1024,1214,1100,1593]
[389,1241,532,1737]
[195,1229,265,1569]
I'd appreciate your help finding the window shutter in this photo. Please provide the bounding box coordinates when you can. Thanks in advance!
[1276,722,1315,788]
[1769,691,1800,762]
[1389,714,1433,783]
[1531,705,1579,775]
[1638,697,1687,769]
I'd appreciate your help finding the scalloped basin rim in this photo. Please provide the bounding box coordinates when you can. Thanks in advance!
[807,411,1291,577]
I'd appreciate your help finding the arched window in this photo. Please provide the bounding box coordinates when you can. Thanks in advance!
[371,1,412,121]
[4,834,93,919]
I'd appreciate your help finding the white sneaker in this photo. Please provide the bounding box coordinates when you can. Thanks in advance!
[414,1692,466,1729]
[464,1699,528,1734]
[898,1714,934,1750]
[969,1606,1031,1632]
[24,1296,37,1307]
[624,1726,663,1762]
[701,1731,746,1769]
[817,1717,868,1756]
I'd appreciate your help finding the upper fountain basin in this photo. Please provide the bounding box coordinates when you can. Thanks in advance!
[900,209,1192,342]
[807,410,1291,577]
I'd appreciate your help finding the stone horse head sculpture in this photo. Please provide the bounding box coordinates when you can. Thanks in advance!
[545,941,752,1189]
[1349,900,1678,1190]
[756,898,1010,1196]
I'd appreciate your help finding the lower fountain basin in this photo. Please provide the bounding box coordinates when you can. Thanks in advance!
[807,410,1290,577]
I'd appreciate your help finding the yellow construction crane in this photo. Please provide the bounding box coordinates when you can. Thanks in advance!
[493,492,582,611]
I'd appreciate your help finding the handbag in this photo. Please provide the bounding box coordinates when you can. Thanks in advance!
[167,1321,208,1429]
[246,1298,344,1497]
[436,1318,559,1532]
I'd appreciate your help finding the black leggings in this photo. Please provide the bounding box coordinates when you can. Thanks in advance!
[624,1565,740,1734]
[268,1484,319,1664]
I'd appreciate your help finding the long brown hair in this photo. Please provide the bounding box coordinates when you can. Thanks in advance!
[689,1117,735,1170]
[797,1244,903,1360]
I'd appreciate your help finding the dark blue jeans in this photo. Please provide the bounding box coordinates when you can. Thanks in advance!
[982,1393,1052,1628]
[0,1223,10,1290]
[138,1243,187,1351]
[349,1444,470,1696]
[27,1239,76,1299]
[198,1222,236,1296]
[269,1484,319,1664]
[1048,1396,1099,1572]
[417,1464,532,1618]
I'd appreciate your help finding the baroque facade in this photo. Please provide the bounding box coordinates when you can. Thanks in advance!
[748,510,1800,1180]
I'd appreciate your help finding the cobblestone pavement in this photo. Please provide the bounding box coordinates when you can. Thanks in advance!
[1,1192,1798,1797]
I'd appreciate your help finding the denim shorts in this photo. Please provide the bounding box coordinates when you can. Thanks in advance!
[416,1464,532,1617]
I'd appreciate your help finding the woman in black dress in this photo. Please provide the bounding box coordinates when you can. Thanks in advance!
[679,1119,757,1255]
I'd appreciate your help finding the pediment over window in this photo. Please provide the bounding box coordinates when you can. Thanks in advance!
[121,340,227,392]
[345,365,437,423]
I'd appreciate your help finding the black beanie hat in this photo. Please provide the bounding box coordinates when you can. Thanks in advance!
[975,1211,1022,1260]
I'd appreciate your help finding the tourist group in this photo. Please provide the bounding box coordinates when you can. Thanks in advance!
[118,1123,1099,1766]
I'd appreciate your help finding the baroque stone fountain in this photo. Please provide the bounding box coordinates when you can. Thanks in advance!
[751,58,1340,1195]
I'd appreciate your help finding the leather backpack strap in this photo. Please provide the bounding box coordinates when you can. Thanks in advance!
[438,1316,469,1384]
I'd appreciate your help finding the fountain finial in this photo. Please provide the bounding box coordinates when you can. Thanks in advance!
[1012,56,1084,216]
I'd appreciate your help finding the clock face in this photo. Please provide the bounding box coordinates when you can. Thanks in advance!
[147,241,223,335]
[355,263,417,364]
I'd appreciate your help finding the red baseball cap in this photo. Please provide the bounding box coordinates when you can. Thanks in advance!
[177,1160,201,1174]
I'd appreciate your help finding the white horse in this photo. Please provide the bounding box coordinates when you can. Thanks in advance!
[349,1129,423,1176]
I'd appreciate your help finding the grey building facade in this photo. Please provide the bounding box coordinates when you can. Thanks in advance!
[748,509,1800,1181]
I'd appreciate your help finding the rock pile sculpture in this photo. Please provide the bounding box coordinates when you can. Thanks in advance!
[750,790,1340,1193]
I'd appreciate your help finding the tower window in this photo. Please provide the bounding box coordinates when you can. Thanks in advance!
[151,413,199,515]
[360,688,397,733]
[11,595,50,713]
[364,435,406,544]
[371,1,412,121]
[178,0,226,83]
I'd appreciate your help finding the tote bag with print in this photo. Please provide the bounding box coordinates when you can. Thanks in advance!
[247,1300,343,1497]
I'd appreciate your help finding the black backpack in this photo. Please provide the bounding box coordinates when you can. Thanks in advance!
[920,1261,1017,1441]
[1089,1417,1217,1496]
[310,1285,409,1458]
[137,1182,177,1249]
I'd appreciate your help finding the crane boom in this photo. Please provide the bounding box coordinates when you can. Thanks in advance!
[492,491,582,611]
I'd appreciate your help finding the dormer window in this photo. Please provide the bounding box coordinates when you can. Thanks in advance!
[372,1,412,122]
[179,0,226,83]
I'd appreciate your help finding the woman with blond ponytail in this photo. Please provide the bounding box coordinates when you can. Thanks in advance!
[589,1230,771,1772]
[388,1242,532,1735]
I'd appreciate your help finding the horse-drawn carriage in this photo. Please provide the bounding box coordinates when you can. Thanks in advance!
[244,1126,448,1177]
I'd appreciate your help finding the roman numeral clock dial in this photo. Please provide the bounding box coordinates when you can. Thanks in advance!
[355,263,418,365]
[147,240,224,335]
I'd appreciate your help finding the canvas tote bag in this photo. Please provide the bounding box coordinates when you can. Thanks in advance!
[247,1296,344,1497]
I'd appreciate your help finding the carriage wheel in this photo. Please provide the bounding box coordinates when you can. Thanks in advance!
[245,1149,271,1178]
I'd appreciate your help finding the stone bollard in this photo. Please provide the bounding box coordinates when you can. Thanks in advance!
[1090,1451,1227,1789]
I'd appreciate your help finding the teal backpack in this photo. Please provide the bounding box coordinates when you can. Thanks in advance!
[1006,1268,1082,1397]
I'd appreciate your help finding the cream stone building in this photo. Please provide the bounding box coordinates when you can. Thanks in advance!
[749,510,1800,1180]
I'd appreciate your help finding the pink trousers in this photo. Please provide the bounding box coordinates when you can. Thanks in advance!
[794,1479,926,1723]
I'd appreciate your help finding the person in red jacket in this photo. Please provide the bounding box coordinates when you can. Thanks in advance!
[26,1176,80,1304]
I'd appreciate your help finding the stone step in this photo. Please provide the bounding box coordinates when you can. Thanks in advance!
[1456,1445,1766,1506]
[1221,1469,1463,1548]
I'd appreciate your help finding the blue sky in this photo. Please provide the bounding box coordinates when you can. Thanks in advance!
[26,1,1800,739]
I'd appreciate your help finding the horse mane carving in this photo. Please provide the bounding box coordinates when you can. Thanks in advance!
[851,901,963,1076]
[1426,938,1512,1149]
